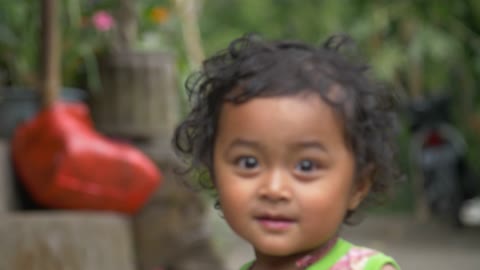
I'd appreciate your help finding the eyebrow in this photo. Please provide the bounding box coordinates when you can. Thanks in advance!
[227,138,260,150]
[290,141,328,153]
[226,139,327,152]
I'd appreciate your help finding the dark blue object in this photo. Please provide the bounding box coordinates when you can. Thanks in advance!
[0,87,87,138]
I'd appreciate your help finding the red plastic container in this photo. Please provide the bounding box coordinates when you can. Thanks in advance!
[12,102,161,214]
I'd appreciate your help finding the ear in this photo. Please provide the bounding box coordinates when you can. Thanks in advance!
[348,164,374,210]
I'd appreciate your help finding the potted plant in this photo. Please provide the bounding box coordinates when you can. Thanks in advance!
[89,0,184,144]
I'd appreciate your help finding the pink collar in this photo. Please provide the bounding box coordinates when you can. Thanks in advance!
[295,236,339,268]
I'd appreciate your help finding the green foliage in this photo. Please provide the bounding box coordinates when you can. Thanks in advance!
[200,0,480,96]
[0,0,115,88]
[0,0,40,86]
[0,0,185,89]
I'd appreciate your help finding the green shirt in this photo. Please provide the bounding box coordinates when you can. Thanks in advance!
[240,238,400,270]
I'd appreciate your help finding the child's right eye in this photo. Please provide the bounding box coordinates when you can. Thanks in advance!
[235,156,259,170]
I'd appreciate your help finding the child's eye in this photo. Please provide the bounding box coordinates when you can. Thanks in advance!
[295,159,319,173]
[235,156,259,170]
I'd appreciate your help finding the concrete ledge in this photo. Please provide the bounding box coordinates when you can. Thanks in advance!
[0,212,135,270]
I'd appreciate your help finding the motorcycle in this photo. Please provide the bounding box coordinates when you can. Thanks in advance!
[407,94,478,226]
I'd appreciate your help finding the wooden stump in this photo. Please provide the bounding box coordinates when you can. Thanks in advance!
[133,155,226,270]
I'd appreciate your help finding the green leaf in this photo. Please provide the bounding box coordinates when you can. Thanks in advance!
[0,24,17,48]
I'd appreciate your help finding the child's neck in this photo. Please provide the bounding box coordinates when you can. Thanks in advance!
[251,236,338,270]
[252,253,301,270]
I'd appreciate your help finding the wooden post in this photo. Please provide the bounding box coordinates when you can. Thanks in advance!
[40,0,61,107]
[115,0,138,51]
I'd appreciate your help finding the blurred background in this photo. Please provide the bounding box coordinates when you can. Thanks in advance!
[1,0,480,269]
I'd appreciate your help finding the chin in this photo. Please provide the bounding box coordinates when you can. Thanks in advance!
[255,243,297,257]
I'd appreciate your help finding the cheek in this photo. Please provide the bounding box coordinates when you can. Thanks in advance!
[214,163,246,211]
[214,159,254,222]
[216,178,253,233]
[298,185,351,223]
[217,176,249,210]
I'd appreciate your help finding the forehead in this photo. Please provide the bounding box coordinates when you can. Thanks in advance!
[216,93,347,146]
[221,86,349,124]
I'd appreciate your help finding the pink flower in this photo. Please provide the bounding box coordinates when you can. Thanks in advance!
[91,11,114,31]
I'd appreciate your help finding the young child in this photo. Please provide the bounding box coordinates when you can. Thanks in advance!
[173,33,401,270]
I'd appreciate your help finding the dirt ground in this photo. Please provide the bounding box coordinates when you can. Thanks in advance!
[206,211,480,270]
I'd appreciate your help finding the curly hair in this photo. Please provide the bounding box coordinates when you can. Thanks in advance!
[173,33,400,223]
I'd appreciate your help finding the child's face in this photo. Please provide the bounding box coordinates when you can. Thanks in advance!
[213,93,370,258]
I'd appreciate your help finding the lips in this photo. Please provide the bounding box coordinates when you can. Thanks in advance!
[254,213,296,231]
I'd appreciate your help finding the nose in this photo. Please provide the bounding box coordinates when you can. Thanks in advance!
[258,169,292,202]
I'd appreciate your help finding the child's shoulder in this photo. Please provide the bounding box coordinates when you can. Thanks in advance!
[309,239,400,270]
[238,239,400,270]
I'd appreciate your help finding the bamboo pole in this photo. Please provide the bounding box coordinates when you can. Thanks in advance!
[174,0,205,69]
[40,0,61,107]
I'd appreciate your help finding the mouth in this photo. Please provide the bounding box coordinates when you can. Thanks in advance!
[254,214,296,231]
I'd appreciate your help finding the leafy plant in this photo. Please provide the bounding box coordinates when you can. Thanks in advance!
[0,0,185,90]
[0,0,41,87]
[0,0,119,90]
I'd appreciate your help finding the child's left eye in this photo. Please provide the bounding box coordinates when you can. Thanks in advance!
[295,159,318,173]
